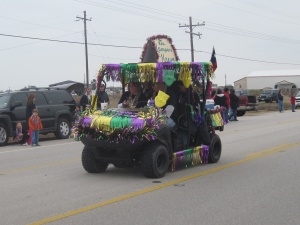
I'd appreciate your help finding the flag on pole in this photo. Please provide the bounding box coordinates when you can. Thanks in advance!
[210,47,217,72]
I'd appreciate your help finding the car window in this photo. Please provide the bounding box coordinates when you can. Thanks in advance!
[296,92,300,97]
[46,91,73,104]
[12,93,27,106]
[34,92,48,105]
[0,94,11,109]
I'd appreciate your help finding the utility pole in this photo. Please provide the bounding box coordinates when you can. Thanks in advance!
[225,73,227,87]
[76,11,92,88]
[179,17,205,62]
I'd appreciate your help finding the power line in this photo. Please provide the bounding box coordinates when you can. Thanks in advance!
[1,32,300,66]
[0,33,142,48]
[193,49,300,66]
[179,17,205,62]
[236,0,300,21]
[77,0,300,44]
[203,0,300,26]
[74,0,179,24]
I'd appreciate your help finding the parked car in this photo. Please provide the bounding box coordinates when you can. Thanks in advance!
[257,89,278,103]
[295,91,300,109]
[0,90,76,146]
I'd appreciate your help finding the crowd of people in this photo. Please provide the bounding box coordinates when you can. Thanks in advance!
[210,87,240,122]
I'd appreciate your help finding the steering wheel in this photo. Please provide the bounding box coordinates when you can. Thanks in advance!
[178,113,189,131]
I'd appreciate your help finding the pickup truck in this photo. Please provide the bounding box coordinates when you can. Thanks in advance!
[257,89,278,103]
[235,90,258,116]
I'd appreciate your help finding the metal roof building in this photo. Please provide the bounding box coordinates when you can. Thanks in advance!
[234,70,300,90]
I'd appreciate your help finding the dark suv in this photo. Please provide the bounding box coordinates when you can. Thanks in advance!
[0,90,76,146]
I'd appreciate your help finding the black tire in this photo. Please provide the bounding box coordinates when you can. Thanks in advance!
[208,134,222,163]
[141,143,169,178]
[54,118,70,139]
[237,110,246,117]
[82,147,108,173]
[0,122,8,147]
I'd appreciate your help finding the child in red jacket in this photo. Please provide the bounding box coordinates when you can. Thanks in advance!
[28,108,43,146]
[291,94,296,112]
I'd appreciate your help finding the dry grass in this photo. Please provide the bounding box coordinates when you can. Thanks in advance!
[257,99,292,112]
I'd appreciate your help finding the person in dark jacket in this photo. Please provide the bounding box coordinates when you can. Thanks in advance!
[97,84,109,110]
[277,89,284,113]
[228,89,240,121]
[214,89,227,108]
[79,88,92,111]
[223,87,230,123]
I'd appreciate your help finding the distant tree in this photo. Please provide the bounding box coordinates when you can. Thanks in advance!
[292,84,297,88]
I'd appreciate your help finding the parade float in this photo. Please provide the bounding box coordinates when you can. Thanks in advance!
[73,35,223,178]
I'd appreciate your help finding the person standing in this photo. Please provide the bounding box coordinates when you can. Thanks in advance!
[97,84,109,110]
[214,89,227,108]
[291,93,296,112]
[228,89,240,121]
[15,122,29,145]
[278,89,284,113]
[79,88,92,111]
[223,87,230,123]
[28,108,43,146]
[26,93,36,145]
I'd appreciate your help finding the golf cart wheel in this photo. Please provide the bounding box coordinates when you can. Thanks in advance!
[208,134,222,163]
[141,143,169,178]
[82,146,108,173]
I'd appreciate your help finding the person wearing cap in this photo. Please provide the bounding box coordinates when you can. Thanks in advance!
[97,84,109,110]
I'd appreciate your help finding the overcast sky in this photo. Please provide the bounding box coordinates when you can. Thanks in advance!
[1,0,300,91]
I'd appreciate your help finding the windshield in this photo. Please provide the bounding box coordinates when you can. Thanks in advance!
[0,94,11,109]
[296,91,300,97]
[263,90,275,94]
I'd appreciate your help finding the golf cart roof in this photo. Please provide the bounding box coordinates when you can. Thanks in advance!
[98,62,214,85]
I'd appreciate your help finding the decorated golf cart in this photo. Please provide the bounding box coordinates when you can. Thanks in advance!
[73,61,223,178]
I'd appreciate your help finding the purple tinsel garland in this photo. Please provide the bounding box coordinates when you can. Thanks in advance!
[201,145,209,163]
[156,63,164,82]
[190,62,203,81]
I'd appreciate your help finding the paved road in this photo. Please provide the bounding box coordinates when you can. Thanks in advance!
[1,111,300,225]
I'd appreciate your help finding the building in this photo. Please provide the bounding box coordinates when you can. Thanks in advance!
[234,70,300,90]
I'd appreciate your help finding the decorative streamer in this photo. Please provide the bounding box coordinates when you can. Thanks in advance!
[171,145,209,172]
